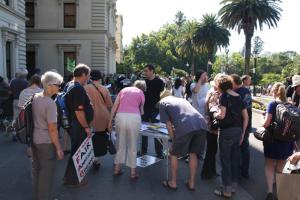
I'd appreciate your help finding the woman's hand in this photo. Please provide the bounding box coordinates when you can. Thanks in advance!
[56,149,64,160]
[239,134,245,146]
[288,152,300,165]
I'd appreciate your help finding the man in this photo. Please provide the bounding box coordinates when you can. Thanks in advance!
[141,64,165,158]
[159,90,207,190]
[85,70,113,170]
[185,75,193,103]
[63,64,94,187]
[291,75,300,107]
[231,74,263,179]
[191,70,209,116]
[241,75,264,105]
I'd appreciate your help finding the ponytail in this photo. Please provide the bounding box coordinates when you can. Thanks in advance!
[272,82,287,102]
[278,85,287,102]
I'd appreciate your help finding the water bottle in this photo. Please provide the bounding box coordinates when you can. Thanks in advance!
[61,110,70,129]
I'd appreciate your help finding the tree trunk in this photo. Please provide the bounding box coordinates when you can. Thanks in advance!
[244,33,252,75]
[191,57,195,75]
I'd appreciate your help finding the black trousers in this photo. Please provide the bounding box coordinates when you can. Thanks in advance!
[64,120,86,184]
[141,113,163,157]
[201,132,218,179]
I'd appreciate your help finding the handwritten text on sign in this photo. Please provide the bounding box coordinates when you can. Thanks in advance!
[72,137,95,182]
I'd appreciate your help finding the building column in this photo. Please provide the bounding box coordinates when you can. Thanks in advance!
[1,31,7,78]
[0,31,4,77]
[57,46,64,75]
[57,0,63,29]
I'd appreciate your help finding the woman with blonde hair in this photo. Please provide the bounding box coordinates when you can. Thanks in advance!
[108,80,146,179]
[262,82,294,200]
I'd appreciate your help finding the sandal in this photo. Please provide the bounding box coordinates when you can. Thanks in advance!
[113,169,124,176]
[185,181,195,191]
[162,180,178,190]
[130,174,139,180]
[214,188,232,198]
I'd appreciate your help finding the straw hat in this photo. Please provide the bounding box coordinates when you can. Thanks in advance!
[292,75,300,88]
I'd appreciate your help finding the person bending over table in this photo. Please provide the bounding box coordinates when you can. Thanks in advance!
[158,89,208,190]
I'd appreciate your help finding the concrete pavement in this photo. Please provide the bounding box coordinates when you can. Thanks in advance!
[0,131,256,200]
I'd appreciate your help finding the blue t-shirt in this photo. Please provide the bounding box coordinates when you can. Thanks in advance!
[235,87,252,128]
[266,101,277,121]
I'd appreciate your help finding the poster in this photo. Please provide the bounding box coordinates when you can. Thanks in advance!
[72,137,95,182]
[136,155,162,168]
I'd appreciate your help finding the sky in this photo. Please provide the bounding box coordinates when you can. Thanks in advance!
[117,0,300,54]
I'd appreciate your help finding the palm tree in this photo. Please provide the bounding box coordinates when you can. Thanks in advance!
[219,0,282,75]
[176,20,199,75]
[193,14,230,75]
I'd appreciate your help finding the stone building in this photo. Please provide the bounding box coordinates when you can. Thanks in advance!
[115,14,122,64]
[26,0,117,78]
[0,0,26,80]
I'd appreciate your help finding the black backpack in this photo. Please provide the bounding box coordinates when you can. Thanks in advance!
[273,103,300,141]
[15,95,35,145]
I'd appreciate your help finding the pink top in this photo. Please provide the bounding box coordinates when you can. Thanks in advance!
[117,87,145,114]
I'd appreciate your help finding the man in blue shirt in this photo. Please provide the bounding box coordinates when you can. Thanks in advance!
[231,74,263,179]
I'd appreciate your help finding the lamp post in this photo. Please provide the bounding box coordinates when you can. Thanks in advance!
[186,62,190,74]
[253,56,257,96]
[207,60,212,77]
[225,48,229,74]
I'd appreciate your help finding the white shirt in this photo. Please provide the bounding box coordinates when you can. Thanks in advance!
[173,86,185,98]
[190,82,210,115]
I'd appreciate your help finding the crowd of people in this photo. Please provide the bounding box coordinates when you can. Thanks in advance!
[1,64,300,200]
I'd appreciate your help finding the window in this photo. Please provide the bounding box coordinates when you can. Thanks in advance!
[25,2,34,27]
[64,52,76,76]
[6,42,12,80]
[3,0,9,6]
[64,3,76,28]
[26,51,36,77]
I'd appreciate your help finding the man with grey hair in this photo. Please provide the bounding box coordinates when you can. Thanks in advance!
[10,68,29,141]
[63,63,94,187]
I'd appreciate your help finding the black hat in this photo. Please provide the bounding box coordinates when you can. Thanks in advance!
[90,70,102,81]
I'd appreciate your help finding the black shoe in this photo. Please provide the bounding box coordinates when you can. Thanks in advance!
[265,192,275,200]
[93,162,101,170]
[157,154,164,159]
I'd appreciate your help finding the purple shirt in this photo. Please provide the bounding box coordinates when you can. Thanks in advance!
[117,87,145,114]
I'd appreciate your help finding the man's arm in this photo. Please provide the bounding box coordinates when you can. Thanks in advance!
[166,120,174,140]
[75,109,91,137]
[192,81,202,93]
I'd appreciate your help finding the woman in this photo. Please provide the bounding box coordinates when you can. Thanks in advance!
[85,70,113,170]
[32,71,64,200]
[262,82,294,200]
[213,75,248,198]
[201,74,221,179]
[108,80,146,179]
[172,78,185,98]
[18,75,43,109]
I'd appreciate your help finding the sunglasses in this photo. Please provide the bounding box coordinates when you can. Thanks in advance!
[52,83,61,88]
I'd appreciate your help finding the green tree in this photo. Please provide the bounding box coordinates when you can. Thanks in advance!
[194,14,230,71]
[174,11,186,27]
[219,0,282,75]
[176,20,199,75]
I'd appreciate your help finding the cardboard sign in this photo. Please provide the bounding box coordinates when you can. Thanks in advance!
[72,137,95,182]
[136,155,162,168]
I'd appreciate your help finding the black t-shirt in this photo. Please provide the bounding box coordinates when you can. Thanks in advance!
[286,85,294,99]
[143,77,165,121]
[220,93,246,129]
[292,91,300,107]
[66,81,94,123]
[185,82,192,97]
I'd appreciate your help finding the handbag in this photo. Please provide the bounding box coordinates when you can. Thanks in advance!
[276,171,300,200]
[254,126,274,143]
[107,132,116,155]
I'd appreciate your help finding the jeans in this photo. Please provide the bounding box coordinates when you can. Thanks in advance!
[64,120,86,184]
[240,129,250,176]
[219,127,242,193]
